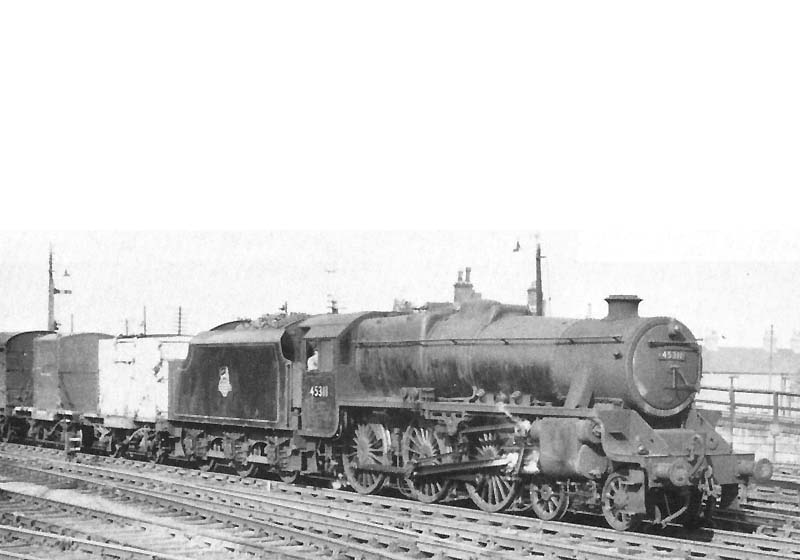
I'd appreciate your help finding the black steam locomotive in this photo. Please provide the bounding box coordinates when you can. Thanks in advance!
[168,293,769,530]
[1,292,772,531]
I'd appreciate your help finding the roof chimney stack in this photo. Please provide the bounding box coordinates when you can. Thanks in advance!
[604,295,641,320]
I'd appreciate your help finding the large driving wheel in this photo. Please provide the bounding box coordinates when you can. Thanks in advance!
[601,471,643,531]
[530,480,569,521]
[342,422,391,494]
[401,424,453,503]
[465,432,521,513]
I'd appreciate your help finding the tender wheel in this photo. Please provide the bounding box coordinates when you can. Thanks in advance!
[277,442,300,484]
[401,425,453,503]
[530,480,569,521]
[236,442,265,478]
[465,432,521,513]
[601,471,643,531]
[198,439,223,473]
[342,422,391,494]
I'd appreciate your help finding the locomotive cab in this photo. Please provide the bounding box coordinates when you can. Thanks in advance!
[297,311,388,437]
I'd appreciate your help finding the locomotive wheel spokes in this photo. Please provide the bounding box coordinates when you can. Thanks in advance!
[530,480,569,521]
[601,471,642,531]
[343,422,391,494]
[198,439,223,472]
[401,425,452,503]
[465,433,521,513]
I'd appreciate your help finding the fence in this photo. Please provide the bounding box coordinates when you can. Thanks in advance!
[696,384,800,464]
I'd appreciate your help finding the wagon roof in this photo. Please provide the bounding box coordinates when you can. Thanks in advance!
[299,311,388,339]
[35,332,113,342]
[191,328,285,346]
[0,331,54,348]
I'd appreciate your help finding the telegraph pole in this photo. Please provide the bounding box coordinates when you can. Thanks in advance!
[534,238,544,316]
[47,245,72,331]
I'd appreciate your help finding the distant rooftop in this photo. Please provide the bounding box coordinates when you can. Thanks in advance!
[703,346,800,375]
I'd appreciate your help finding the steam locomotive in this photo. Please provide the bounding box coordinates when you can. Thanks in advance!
[0,293,772,531]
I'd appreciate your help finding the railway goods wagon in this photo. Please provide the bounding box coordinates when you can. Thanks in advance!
[0,331,53,412]
[31,333,113,422]
[98,335,191,428]
[0,331,52,438]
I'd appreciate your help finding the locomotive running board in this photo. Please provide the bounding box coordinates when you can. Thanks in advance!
[355,457,511,477]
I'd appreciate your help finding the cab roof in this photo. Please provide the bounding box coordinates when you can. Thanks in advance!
[299,311,388,340]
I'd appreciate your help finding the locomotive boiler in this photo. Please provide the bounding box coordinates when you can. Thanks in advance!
[353,295,700,418]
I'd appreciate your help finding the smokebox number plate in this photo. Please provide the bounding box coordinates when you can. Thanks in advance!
[659,350,685,361]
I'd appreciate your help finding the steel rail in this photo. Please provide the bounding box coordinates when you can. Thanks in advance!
[0,488,311,559]
[1,445,798,560]
[0,523,194,560]
[0,456,509,560]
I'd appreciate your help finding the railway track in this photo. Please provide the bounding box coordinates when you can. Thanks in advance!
[0,489,259,560]
[0,444,798,559]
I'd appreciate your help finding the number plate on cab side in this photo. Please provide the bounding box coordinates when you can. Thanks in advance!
[659,350,686,361]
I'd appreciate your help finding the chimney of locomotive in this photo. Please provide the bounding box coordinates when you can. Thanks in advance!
[604,295,642,320]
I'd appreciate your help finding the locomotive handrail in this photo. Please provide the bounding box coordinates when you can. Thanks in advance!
[354,335,626,348]
[648,341,700,349]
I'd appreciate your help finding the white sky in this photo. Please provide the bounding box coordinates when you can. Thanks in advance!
[1,3,799,346]
[1,230,799,349]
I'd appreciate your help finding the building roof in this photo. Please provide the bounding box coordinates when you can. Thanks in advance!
[703,346,800,375]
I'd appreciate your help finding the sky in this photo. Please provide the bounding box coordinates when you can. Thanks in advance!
[1,3,799,345]
[1,230,799,349]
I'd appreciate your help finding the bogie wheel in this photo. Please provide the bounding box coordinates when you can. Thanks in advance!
[530,480,570,521]
[718,483,739,509]
[198,439,224,473]
[342,422,391,494]
[601,471,643,531]
[465,432,521,513]
[682,487,716,530]
[401,424,453,503]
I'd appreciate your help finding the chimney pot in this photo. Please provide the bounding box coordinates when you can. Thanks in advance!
[465,267,471,283]
[604,295,641,320]
[457,270,463,282]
